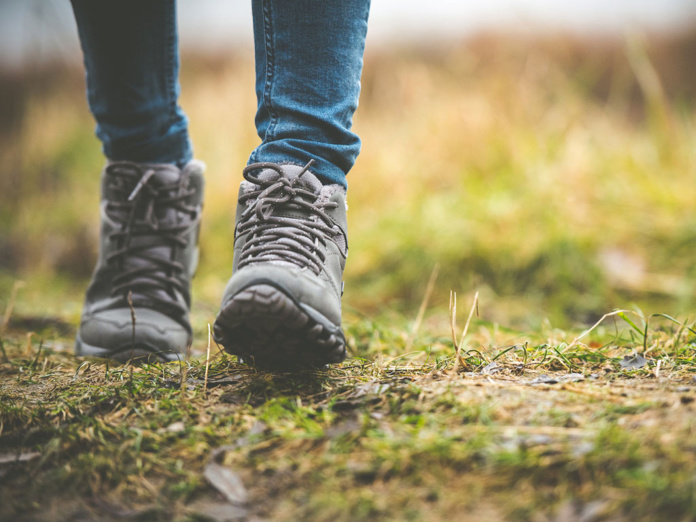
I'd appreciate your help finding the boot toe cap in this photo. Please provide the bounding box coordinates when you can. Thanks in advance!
[76,308,190,363]
[221,264,342,325]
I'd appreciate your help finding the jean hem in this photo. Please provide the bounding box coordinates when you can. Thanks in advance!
[247,153,348,189]
[104,133,193,167]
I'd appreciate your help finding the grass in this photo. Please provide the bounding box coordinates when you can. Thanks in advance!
[2,30,696,520]
[2,312,696,520]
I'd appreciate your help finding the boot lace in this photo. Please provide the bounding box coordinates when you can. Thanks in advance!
[237,161,340,275]
[104,163,198,314]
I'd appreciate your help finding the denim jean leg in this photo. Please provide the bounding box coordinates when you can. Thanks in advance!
[249,0,371,187]
[70,0,193,165]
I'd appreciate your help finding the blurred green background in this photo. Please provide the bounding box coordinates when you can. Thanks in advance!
[1,2,696,341]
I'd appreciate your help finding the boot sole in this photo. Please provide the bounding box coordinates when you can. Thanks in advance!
[213,282,346,370]
[75,334,183,364]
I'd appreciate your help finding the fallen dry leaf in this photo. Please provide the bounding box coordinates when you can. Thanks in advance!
[204,460,248,506]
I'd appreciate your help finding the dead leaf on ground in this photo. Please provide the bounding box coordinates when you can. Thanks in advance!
[528,373,584,385]
[482,362,501,375]
[325,418,362,439]
[620,354,649,370]
[187,499,248,521]
[204,450,248,507]
[0,451,41,465]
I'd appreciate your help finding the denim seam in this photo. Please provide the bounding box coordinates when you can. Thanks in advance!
[166,2,177,133]
[261,0,278,143]
[167,1,192,165]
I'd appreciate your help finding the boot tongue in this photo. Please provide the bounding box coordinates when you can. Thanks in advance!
[128,164,186,227]
[106,163,190,304]
[249,164,324,194]
[103,161,185,203]
[149,163,183,185]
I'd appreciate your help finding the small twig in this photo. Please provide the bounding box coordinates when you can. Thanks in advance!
[383,350,427,367]
[405,263,439,351]
[180,359,189,405]
[462,424,591,437]
[73,361,88,380]
[673,320,687,353]
[185,338,192,363]
[24,332,33,358]
[0,337,8,363]
[458,291,479,350]
[453,292,479,375]
[449,289,458,354]
[566,309,638,351]
[560,384,625,404]
[204,323,212,397]
[29,339,43,369]
[213,338,225,356]
[2,280,25,333]
[127,290,136,361]
[128,366,134,397]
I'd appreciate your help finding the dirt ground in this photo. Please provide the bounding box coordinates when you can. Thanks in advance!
[1,315,695,521]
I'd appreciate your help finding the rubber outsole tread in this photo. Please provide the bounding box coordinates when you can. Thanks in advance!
[213,283,346,370]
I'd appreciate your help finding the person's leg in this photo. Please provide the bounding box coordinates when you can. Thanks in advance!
[71,0,203,363]
[70,0,192,165]
[248,0,371,188]
[213,0,371,368]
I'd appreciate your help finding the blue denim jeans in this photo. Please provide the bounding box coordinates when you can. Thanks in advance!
[70,0,371,187]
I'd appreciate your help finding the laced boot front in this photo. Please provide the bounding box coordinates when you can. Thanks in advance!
[213,161,348,369]
[75,160,205,362]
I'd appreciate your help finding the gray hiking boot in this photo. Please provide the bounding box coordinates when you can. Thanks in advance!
[213,161,348,369]
[75,160,205,363]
